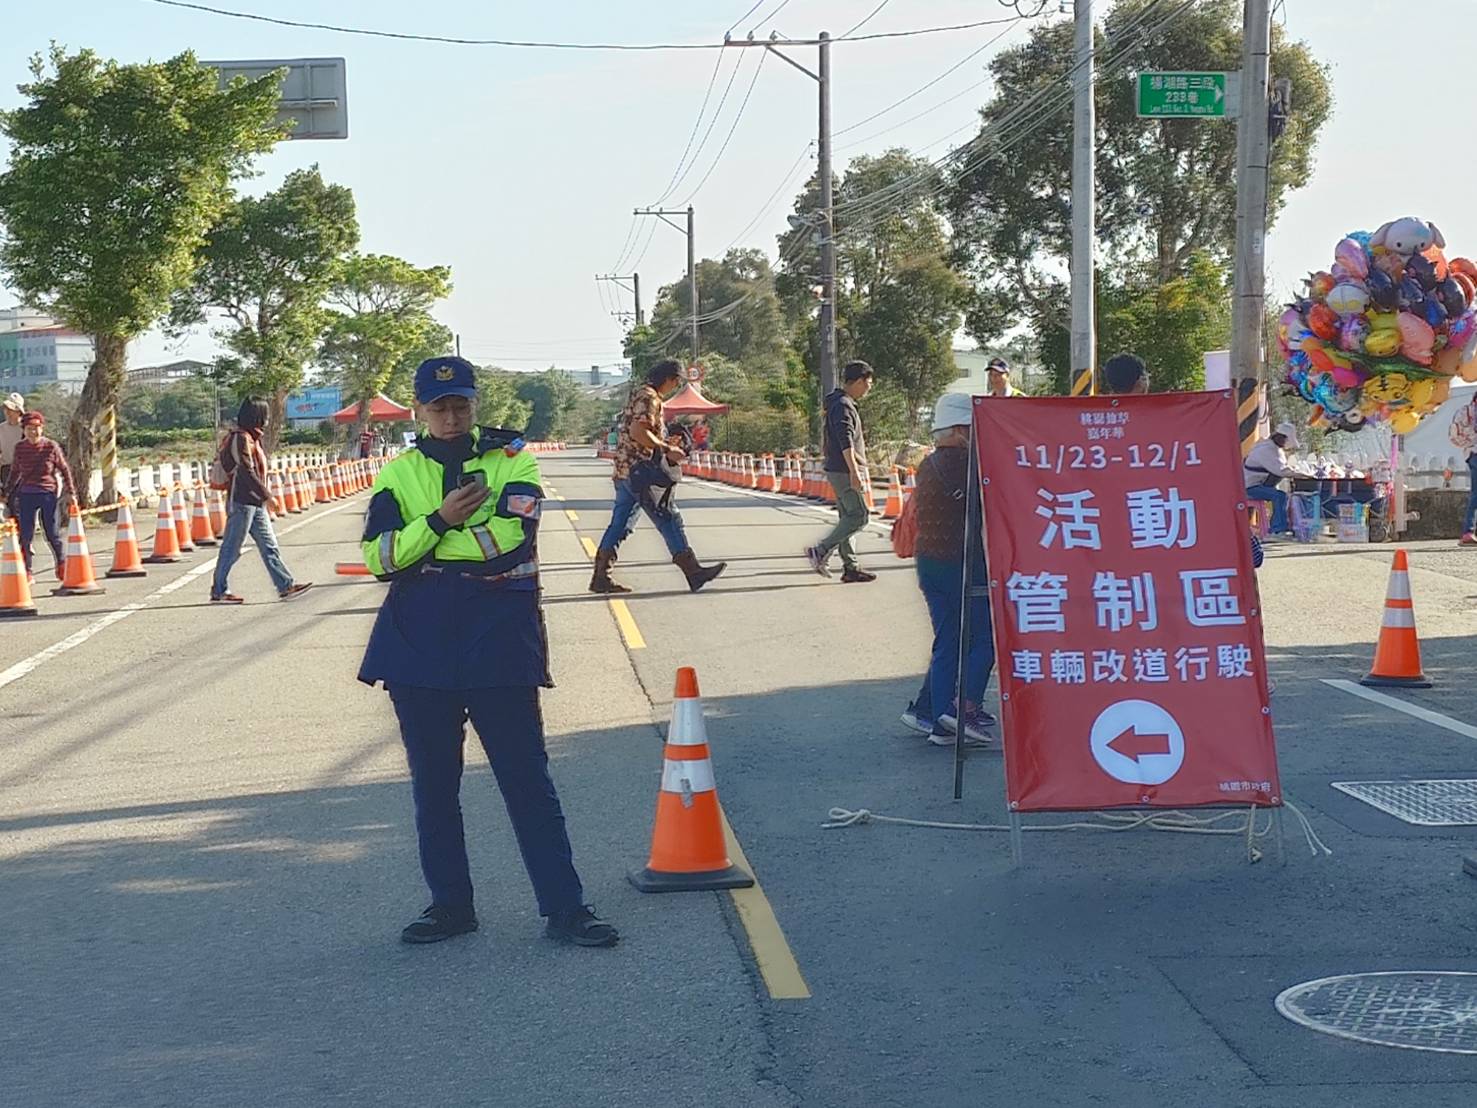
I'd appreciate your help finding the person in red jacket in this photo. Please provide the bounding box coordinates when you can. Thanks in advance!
[3,411,74,580]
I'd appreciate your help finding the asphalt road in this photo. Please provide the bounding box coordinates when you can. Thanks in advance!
[4,448,1477,1107]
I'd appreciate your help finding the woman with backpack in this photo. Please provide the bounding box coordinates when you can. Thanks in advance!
[210,397,313,604]
[898,392,996,747]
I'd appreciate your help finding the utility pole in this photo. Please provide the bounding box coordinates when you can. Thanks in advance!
[816,32,836,398]
[1230,0,1272,457]
[1069,0,1096,396]
[634,207,698,364]
[724,31,835,396]
[594,273,644,326]
[686,205,698,366]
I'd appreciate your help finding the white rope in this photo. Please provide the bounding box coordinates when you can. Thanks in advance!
[822,799,1334,861]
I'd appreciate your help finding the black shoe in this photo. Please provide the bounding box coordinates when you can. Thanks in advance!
[840,567,877,583]
[400,904,478,944]
[545,904,619,947]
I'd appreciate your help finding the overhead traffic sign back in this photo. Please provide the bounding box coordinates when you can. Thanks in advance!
[204,57,348,140]
[1137,71,1231,118]
[972,391,1281,812]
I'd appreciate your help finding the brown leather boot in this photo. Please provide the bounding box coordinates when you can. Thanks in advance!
[673,550,726,593]
[589,548,631,594]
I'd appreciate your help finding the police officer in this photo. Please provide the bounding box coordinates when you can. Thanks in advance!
[359,356,618,948]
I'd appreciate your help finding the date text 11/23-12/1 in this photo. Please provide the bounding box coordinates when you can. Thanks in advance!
[1014,442,1204,475]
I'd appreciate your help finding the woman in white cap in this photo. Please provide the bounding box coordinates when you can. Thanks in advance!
[0,392,24,502]
[1243,422,1301,536]
[899,391,996,746]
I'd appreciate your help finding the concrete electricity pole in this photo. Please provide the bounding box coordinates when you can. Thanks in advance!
[1230,0,1272,456]
[724,31,836,396]
[1069,0,1097,397]
[634,207,698,365]
[595,273,644,326]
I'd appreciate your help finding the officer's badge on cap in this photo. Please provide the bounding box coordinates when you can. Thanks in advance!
[414,356,478,403]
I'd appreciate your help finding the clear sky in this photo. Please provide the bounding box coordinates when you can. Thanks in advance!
[2,0,1473,374]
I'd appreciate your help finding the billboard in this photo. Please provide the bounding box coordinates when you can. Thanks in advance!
[286,386,342,422]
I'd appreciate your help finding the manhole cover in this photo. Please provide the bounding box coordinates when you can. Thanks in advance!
[1276,972,1477,1054]
[1330,780,1477,826]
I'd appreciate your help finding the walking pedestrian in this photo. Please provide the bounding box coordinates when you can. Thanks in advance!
[360,355,618,948]
[589,359,725,594]
[898,393,996,746]
[3,411,73,580]
[209,398,313,604]
[0,392,24,501]
[805,360,878,582]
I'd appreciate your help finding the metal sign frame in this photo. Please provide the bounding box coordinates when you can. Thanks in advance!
[203,57,348,140]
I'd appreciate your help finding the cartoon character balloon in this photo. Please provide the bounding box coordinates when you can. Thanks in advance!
[1281,218,1473,431]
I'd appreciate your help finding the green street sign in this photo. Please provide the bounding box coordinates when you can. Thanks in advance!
[1137,72,1229,118]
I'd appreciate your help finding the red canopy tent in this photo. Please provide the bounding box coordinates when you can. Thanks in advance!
[660,382,729,415]
[331,394,414,424]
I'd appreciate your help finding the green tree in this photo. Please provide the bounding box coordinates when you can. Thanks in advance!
[948,0,1331,349]
[474,367,534,430]
[120,377,216,430]
[513,369,582,441]
[644,248,789,375]
[169,166,359,449]
[853,254,967,437]
[382,321,454,407]
[318,253,452,452]
[0,46,285,503]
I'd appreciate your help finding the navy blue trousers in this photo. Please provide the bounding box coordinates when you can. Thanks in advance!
[387,684,584,917]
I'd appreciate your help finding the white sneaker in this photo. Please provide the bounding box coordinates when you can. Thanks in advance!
[900,706,934,736]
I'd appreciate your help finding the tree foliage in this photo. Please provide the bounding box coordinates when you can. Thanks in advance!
[318,253,452,450]
[119,377,218,431]
[474,368,534,431]
[0,46,285,502]
[169,166,359,447]
[948,0,1331,344]
[645,248,789,375]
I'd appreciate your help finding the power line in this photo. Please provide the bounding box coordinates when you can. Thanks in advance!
[646,50,729,210]
[843,1,893,39]
[678,50,769,206]
[724,141,815,252]
[149,0,1030,50]
[726,1,768,35]
[665,50,749,201]
[833,17,1025,138]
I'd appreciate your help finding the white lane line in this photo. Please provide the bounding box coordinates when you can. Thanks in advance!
[1322,678,1477,742]
[0,501,359,692]
[689,479,895,537]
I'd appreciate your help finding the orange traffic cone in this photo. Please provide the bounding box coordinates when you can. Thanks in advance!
[281,469,300,513]
[882,467,903,519]
[209,487,228,536]
[105,498,147,578]
[172,485,196,553]
[1362,548,1431,688]
[189,482,218,546]
[52,503,106,596]
[145,495,184,563]
[0,520,38,617]
[629,667,755,893]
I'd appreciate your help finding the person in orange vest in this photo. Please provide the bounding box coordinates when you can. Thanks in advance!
[3,411,75,582]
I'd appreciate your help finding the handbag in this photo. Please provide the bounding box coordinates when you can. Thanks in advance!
[891,482,919,558]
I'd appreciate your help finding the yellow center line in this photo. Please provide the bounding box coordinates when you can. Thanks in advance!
[607,599,646,649]
[720,809,810,1000]
[580,536,597,558]
[564,508,579,522]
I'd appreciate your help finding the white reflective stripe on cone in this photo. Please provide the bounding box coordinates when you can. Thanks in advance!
[1386,572,1413,601]
[1383,607,1417,629]
[661,758,717,795]
[667,698,709,746]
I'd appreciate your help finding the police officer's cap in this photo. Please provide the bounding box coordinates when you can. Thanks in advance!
[414,357,478,404]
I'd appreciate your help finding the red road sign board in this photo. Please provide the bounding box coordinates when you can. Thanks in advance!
[972,392,1281,812]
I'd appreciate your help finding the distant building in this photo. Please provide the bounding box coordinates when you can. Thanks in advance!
[127,359,212,388]
[0,308,95,395]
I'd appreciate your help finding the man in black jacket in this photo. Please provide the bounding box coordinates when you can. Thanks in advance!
[805,361,876,583]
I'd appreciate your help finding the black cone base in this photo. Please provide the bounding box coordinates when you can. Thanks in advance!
[628,864,754,893]
[1360,672,1432,689]
[106,568,148,578]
